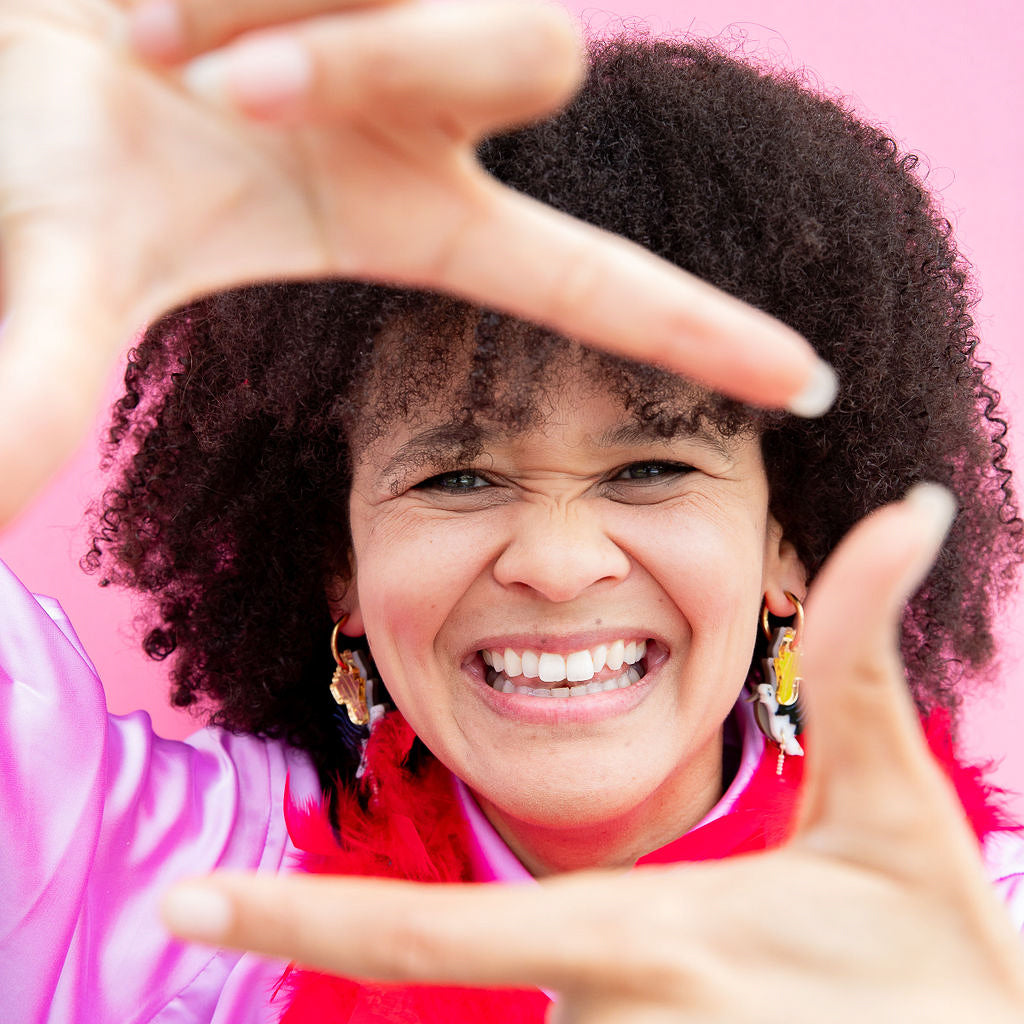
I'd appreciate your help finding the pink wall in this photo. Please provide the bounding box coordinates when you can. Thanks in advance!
[2,1,1023,804]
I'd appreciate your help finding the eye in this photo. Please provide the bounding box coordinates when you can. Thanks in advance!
[613,461,693,482]
[602,460,695,503]
[414,469,492,493]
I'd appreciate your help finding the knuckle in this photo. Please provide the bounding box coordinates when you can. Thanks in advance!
[375,912,451,980]
[544,248,608,331]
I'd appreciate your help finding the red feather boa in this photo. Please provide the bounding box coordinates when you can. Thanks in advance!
[273,709,1015,1023]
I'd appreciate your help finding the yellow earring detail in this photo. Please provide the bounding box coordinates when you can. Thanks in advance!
[761,592,804,708]
[329,617,370,727]
[752,592,806,775]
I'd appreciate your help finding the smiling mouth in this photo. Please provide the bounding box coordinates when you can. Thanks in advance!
[480,639,652,698]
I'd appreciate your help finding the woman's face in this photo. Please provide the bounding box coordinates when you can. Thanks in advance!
[340,362,804,873]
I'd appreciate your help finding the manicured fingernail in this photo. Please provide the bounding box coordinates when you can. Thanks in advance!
[161,883,234,942]
[904,482,957,539]
[786,360,838,418]
[183,52,230,106]
[184,36,312,117]
[130,0,187,63]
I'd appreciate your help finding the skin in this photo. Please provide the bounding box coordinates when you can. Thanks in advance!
[336,361,805,874]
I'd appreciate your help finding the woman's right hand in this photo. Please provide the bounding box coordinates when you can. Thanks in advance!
[0,0,832,523]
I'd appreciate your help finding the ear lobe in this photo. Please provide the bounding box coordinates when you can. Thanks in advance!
[325,572,365,637]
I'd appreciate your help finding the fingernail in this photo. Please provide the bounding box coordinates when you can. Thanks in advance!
[183,53,230,106]
[129,0,187,63]
[786,361,839,418]
[184,36,312,117]
[904,482,957,539]
[161,883,234,942]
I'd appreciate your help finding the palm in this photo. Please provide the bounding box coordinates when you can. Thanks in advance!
[1,1,485,332]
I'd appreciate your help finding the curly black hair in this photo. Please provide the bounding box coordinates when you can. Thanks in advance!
[85,35,1022,789]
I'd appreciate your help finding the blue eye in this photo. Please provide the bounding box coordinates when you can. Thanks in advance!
[416,470,491,492]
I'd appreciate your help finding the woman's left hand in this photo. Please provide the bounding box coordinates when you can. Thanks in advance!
[162,484,1024,1023]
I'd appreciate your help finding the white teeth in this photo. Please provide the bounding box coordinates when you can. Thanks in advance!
[482,638,650,685]
[606,639,625,671]
[495,669,638,697]
[538,652,566,683]
[566,649,595,682]
[628,640,647,665]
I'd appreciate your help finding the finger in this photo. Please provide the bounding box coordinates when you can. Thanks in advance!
[181,2,585,136]
[128,0,402,64]
[795,484,973,860]
[0,230,119,525]
[419,180,832,415]
[162,871,653,992]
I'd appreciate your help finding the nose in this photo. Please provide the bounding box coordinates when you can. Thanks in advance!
[492,501,631,602]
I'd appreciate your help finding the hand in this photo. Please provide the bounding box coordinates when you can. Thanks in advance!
[0,0,830,524]
[161,484,1024,1022]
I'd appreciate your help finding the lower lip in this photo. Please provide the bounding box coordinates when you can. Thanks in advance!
[474,662,659,726]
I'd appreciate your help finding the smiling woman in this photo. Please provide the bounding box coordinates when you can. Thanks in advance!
[339,345,798,874]
[4,4,1024,1024]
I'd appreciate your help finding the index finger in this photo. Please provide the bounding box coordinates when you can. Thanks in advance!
[162,870,651,992]
[428,177,834,415]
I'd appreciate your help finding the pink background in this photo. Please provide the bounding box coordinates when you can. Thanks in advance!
[2,2,1023,806]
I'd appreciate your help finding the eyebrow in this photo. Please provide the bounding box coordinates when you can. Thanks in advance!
[378,424,500,483]
[595,422,735,460]
[378,418,735,483]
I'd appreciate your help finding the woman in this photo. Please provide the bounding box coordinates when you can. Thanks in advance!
[3,1,1024,1022]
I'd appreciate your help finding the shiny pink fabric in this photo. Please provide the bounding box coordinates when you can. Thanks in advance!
[0,561,320,1023]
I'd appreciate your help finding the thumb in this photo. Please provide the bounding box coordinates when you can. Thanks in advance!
[796,483,961,849]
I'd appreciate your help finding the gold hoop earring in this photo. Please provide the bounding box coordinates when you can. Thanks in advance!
[760,591,804,708]
[329,616,369,727]
[750,592,805,774]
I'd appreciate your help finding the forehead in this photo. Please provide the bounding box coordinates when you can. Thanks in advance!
[347,310,763,464]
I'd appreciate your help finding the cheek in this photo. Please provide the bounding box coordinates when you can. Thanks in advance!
[626,504,766,674]
[351,510,499,696]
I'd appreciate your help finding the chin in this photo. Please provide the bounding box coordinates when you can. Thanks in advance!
[467,756,667,830]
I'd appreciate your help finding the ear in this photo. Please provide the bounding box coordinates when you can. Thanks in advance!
[762,514,808,618]
[325,567,365,637]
